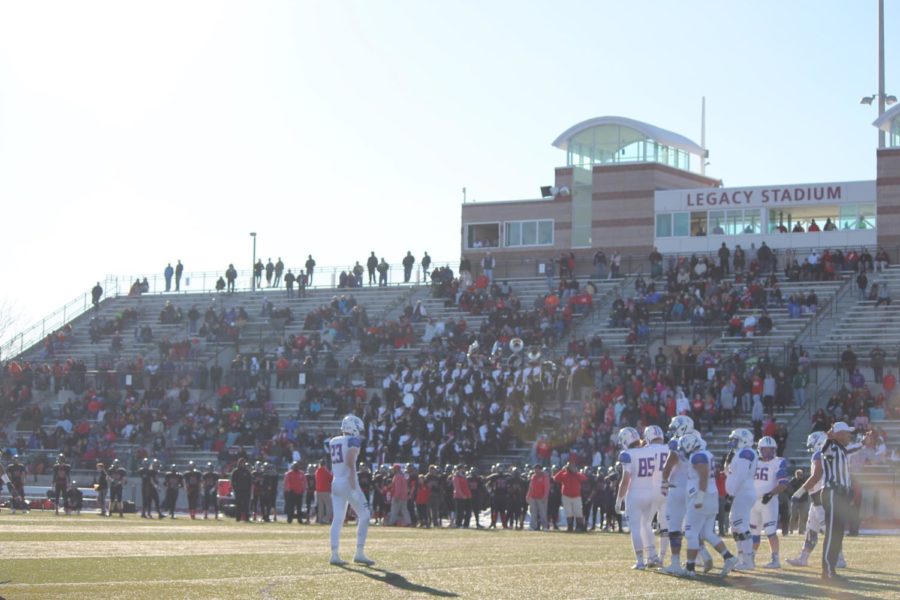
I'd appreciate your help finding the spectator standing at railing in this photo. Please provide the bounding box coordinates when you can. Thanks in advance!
[352,262,364,286]
[226,264,238,293]
[284,270,295,298]
[377,258,389,287]
[718,243,731,276]
[400,251,414,284]
[164,263,174,291]
[253,260,264,288]
[366,252,378,285]
[274,258,284,287]
[421,252,431,281]
[175,260,184,291]
[265,258,275,287]
[305,255,316,285]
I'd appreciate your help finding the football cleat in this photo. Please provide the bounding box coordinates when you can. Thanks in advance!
[645,557,662,569]
[631,562,645,570]
[681,569,697,578]
[764,559,781,569]
[836,555,847,568]
[721,556,738,577]
[786,557,808,567]
[659,564,686,576]
[330,555,347,566]
[703,557,714,574]
[353,554,375,566]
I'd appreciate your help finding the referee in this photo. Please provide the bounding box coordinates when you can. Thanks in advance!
[820,421,862,582]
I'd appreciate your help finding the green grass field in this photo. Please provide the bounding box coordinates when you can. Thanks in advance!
[0,512,897,599]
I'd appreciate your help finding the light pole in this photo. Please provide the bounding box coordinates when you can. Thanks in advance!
[860,0,896,148]
[250,232,257,291]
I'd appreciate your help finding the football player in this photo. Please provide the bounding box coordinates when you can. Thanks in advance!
[726,428,759,570]
[661,415,712,575]
[643,425,669,566]
[680,432,738,578]
[786,431,846,569]
[328,414,374,567]
[750,436,789,568]
[615,427,660,569]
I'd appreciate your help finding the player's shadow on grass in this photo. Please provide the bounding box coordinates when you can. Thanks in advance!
[696,570,889,600]
[338,565,458,597]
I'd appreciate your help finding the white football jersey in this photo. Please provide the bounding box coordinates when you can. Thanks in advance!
[619,445,661,497]
[666,438,689,488]
[685,449,717,497]
[726,447,758,497]
[327,434,362,481]
[753,457,789,497]
[809,451,824,494]
[645,442,669,497]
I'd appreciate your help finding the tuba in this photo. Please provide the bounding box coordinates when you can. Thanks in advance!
[507,337,525,369]
[526,345,542,364]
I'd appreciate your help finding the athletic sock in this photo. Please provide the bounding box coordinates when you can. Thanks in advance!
[722,551,734,560]
[686,562,695,572]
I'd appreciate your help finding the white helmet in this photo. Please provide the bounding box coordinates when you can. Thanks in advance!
[757,436,777,460]
[668,415,695,439]
[643,425,664,444]
[677,431,704,458]
[728,428,754,450]
[806,431,827,453]
[341,414,364,437]
[617,427,641,450]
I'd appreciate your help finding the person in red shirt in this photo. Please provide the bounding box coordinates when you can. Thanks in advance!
[715,466,729,536]
[451,465,472,528]
[388,464,411,526]
[527,464,550,530]
[315,460,333,524]
[283,461,307,524]
[414,474,430,527]
[553,462,588,532]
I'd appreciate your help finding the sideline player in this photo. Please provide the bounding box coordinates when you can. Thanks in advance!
[615,427,661,569]
[328,414,374,566]
[750,436,788,568]
[786,431,845,569]
[643,425,669,567]
[680,431,738,578]
[726,428,759,570]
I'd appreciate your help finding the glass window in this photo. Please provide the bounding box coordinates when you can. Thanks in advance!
[504,220,553,247]
[858,203,876,229]
[673,213,690,237]
[838,205,857,231]
[656,214,672,238]
[538,221,554,245]
[505,223,521,246]
[709,211,726,235]
[742,209,760,234]
[467,224,500,249]
[522,221,537,245]
[690,211,708,236]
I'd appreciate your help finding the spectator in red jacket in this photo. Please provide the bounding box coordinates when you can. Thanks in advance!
[283,461,307,524]
[315,460,333,524]
[414,474,430,527]
[452,465,472,528]
[553,462,588,532]
[527,464,550,531]
[387,464,411,526]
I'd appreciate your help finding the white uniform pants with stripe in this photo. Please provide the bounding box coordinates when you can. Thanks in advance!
[625,494,658,560]
[330,479,370,555]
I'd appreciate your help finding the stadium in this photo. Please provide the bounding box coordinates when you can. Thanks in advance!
[3,4,900,600]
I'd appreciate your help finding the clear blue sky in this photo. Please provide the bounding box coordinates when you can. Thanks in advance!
[0,0,896,340]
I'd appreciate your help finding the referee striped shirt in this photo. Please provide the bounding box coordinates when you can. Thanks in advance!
[821,439,852,493]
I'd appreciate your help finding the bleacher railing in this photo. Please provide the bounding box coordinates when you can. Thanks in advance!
[2,244,895,362]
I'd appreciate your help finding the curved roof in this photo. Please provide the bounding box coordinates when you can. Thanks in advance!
[551,116,705,155]
[872,103,900,132]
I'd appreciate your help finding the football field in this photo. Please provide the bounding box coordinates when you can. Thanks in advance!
[0,513,898,599]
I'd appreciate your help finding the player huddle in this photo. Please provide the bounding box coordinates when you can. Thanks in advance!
[615,415,823,578]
